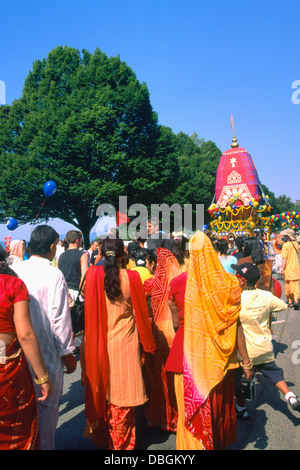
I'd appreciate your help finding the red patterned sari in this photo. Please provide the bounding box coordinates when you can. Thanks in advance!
[0,338,39,450]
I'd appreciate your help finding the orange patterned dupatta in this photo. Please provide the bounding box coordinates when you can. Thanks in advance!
[183,231,241,449]
[144,248,182,431]
[149,248,182,347]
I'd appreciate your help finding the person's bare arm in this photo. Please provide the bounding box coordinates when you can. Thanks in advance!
[81,252,89,277]
[236,323,254,379]
[281,258,287,274]
[169,301,179,332]
[14,301,51,400]
[80,253,89,294]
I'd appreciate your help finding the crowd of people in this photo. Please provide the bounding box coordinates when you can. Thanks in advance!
[1,219,300,451]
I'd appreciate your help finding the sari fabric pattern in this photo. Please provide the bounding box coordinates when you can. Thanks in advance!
[145,248,182,431]
[150,248,183,347]
[86,402,136,451]
[183,231,241,449]
[0,338,39,450]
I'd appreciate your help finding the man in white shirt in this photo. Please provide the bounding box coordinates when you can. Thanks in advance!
[231,262,300,419]
[87,239,100,264]
[14,225,76,450]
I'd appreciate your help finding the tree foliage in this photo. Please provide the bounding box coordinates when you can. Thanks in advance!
[0,46,179,244]
[170,131,222,225]
[261,185,298,214]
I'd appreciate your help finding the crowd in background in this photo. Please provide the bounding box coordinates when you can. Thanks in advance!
[1,220,300,450]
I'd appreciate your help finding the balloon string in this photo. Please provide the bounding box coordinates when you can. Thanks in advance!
[35,197,47,221]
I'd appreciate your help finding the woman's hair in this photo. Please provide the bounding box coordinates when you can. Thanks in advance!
[235,236,244,251]
[0,245,17,277]
[243,237,265,265]
[215,238,229,256]
[102,237,125,300]
[171,236,189,266]
[134,247,148,266]
[145,248,157,271]
[126,241,140,261]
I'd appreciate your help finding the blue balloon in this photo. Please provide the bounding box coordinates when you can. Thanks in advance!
[43,180,57,197]
[6,218,18,231]
[202,224,208,231]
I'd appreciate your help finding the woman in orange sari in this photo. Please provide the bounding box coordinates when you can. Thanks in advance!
[0,246,51,450]
[143,247,182,431]
[181,231,247,450]
[81,238,156,450]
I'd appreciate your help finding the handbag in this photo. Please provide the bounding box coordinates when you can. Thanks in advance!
[70,276,85,334]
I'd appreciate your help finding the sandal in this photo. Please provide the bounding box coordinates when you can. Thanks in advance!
[235,406,250,420]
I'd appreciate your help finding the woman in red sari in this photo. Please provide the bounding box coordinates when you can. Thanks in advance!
[81,237,156,450]
[0,246,51,450]
[143,247,182,431]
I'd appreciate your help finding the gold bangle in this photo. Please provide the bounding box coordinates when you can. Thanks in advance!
[34,372,49,385]
[241,361,253,370]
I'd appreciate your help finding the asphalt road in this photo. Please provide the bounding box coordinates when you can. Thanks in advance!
[55,276,300,451]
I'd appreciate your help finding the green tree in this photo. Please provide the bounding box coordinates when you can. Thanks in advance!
[275,194,297,213]
[261,184,280,213]
[261,185,298,214]
[0,46,179,244]
[171,132,222,226]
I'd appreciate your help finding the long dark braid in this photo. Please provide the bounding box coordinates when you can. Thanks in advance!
[101,238,125,300]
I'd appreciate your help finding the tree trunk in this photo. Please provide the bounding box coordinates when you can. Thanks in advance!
[79,224,93,249]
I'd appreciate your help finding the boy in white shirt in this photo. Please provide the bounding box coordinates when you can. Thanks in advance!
[231,262,300,419]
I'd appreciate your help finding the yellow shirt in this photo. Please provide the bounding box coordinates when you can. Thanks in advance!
[239,289,287,365]
[130,266,153,284]
[281,241,300,280]
[127,258,136,269]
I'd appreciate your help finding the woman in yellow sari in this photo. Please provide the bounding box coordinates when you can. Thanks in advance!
[180,231,246,450]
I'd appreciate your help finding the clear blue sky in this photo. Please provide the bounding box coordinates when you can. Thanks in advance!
[1,0,300,239]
